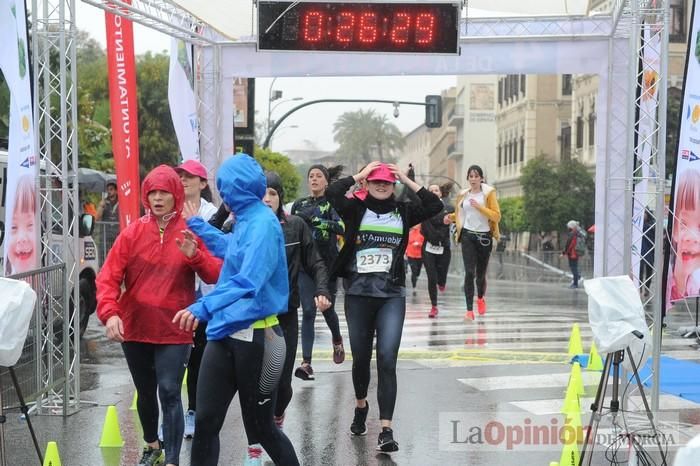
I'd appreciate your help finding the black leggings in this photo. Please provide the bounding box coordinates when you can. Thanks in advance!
[422,248,451,306]
[299,272,342,362]
[186,322,208,411]
[190,326,299,466]
[345,295,405,421]
[275,308,298,418]
[122,342,190,465]
[407,258,423,288]
[460,230,492,310]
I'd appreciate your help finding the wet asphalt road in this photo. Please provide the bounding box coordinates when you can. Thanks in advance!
[2,261,700,465]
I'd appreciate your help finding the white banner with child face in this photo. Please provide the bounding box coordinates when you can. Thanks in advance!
[0,0,39,276]
[666,1,700,304]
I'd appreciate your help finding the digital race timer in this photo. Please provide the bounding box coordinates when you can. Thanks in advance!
[257,2,460,54]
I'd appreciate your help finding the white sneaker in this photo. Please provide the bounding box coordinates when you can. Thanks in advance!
[184,410,195,439]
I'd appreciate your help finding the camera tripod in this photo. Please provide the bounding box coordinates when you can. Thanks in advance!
[579,346,667,466]
[0,367,43,466]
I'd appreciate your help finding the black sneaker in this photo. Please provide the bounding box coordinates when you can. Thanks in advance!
[294,362,314,380]
[377,427,399,452]
[350,402,369,436]
[138,442,164,466]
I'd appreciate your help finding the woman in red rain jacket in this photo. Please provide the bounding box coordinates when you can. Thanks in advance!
[96,165,221,466]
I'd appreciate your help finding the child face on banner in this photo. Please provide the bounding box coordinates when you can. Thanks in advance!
[673,202,700,297]
[8,209,36,273]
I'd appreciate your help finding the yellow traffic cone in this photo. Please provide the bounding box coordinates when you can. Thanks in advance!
[587,341,604,371]
[99,405,125,447]
[43,441,62,466]
[567,324,584,358]
[129,391,138,411]
[561,377,581,415]
[558,432,580,466]
[570,362,585,396]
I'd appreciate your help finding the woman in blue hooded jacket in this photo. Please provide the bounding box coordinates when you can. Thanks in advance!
[173,154,299,466]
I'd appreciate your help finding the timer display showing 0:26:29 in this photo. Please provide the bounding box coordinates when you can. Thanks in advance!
[301,10,436,46]
[258,2,459,54]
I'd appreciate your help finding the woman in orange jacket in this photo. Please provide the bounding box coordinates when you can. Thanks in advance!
[406,224,424,294]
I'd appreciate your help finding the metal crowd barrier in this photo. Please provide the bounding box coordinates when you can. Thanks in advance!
[0,264,67,412]
[94,220,119,263]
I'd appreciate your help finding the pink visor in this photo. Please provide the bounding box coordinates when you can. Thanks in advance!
[366,164,396,183]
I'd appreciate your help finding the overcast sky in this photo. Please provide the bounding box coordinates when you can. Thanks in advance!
[74,3,457,153]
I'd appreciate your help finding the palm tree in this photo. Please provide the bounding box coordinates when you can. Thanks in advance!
[333,109,405,173]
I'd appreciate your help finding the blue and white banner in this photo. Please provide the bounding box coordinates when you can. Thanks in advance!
[666,0,700,304]
[168,38,200,161]
[0,0,38,276]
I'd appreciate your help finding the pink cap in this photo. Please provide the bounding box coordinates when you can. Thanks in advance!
[175,159,207,179]
[366,164,396,183]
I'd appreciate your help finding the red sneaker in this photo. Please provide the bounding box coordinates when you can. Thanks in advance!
[477,298,487,315]
[438,285,446,292]
[465,310,475,321]
[429,306,438,318]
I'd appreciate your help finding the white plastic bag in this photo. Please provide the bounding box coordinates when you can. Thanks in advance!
[583,275,651,372]
[0,277,37,367]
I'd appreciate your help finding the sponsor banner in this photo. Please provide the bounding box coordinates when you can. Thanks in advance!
[666,0,700,305]
[105,3,140,230]
[631,24,660,287]
[0,0,38,276]
[168,38,199,161]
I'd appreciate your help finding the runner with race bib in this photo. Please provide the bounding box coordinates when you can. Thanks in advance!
[326,161,442,453]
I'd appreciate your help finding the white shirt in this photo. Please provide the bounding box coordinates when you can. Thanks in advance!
[460,191,490,233]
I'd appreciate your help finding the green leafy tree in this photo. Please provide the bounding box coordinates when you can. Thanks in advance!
[135,52,179,176]
[521,155,595,232]
[333,109,404,173]
[520,155,560,232]
[254,145,301,200]
[499,196,526,233]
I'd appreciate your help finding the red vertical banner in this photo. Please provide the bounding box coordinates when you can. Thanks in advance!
[105,5,140,230]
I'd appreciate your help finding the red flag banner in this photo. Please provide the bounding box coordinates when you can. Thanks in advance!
[105,5,140,230]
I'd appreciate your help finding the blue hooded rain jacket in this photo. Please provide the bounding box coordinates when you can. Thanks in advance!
[186,154,289,340]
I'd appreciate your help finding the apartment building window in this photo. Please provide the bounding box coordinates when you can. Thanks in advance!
[576,116,584,149]
[520,75,526,95]
[511,140,516,164]
[562,74,572,96]
[497,145,502,167]
[560,123,572,159]
[520,136,525,162]
[588,113,596,146]
[670,0,686,43]
[498,80,503,105]
[511,75,518,101]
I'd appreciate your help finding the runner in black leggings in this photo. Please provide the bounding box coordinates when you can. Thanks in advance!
[327,161,442,452]
[421,184,454,318]
[173,154,299,466]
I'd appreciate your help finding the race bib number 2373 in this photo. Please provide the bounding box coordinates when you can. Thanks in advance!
[356,248,392,274]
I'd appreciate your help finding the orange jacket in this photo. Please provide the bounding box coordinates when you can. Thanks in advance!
[406,225,424,259]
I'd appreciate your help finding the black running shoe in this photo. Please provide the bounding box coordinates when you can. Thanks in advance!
[350,402,369,436]
[137,441,164,466]
[377,427,399,452]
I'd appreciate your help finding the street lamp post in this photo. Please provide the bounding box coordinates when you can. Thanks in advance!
[267,124,299,150]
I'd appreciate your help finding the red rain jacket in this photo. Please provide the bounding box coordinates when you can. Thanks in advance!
[406,225,424,259]
[96,165,222,344]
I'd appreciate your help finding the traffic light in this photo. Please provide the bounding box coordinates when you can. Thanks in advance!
[425,95,442,128]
